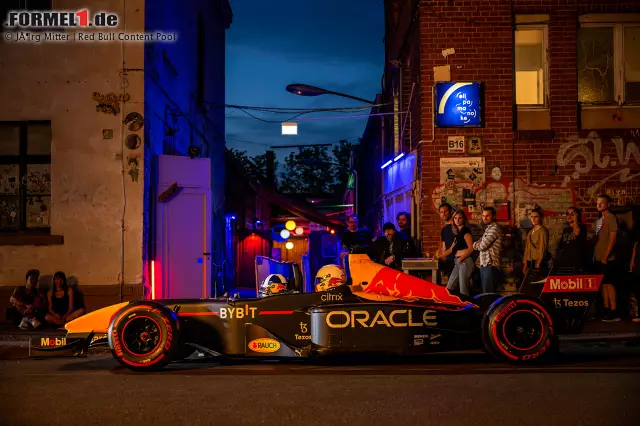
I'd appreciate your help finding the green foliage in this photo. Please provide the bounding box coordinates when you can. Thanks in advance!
[229,139,357,195]
[227,148,277,182]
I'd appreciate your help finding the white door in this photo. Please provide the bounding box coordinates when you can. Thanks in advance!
[155,155,211,299]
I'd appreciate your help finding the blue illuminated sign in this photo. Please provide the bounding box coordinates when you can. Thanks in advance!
[434,82,484,128]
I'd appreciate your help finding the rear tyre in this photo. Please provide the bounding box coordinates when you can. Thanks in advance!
[482,294,554,364]
[108,302,180,371]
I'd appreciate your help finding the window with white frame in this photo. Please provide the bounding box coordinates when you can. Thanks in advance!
[515,25,548,106]
[578,23,640,104]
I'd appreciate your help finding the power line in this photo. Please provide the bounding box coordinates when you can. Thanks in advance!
[225,136,270,147]
[234,108,311,123]
[209,101,388,112]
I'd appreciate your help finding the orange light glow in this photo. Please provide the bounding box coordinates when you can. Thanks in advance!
[330,229,335,234]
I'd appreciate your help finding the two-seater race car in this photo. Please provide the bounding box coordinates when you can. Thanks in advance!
[29,254,608,371]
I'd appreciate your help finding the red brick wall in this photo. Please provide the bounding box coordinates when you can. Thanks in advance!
[419,0,514,252]
[412,0,640,289]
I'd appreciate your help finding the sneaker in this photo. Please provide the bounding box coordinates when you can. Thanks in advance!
[30,318,42,329]
[19,318,29,330]
[602,314,621,322]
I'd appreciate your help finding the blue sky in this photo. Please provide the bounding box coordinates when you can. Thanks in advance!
[224,0,385,159]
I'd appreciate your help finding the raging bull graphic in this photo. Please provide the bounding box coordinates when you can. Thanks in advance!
[347,254,473,307]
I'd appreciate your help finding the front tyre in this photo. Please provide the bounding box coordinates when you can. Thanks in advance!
[108,302,180,371]
[482,295,555,364]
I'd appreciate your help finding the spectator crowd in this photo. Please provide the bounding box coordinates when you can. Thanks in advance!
[340,193,640,323]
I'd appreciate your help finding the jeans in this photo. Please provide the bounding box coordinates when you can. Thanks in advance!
[480,265,501,294]
[446,257,474,296]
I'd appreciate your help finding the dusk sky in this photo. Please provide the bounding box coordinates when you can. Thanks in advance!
[224,0,385,160]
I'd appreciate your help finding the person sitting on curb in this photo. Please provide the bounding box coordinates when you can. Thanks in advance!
[10,269,48,330]
[45,271,85,327]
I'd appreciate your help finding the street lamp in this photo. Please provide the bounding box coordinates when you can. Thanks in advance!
[298,159,358,217]
[287,83,372,218]
[286,83,375,105]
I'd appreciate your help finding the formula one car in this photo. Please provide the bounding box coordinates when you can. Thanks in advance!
[29,254,608,371]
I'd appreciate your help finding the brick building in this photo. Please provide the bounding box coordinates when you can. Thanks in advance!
[369,0,640,291]
[0,0,232,314]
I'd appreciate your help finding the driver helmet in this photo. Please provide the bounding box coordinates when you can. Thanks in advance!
[314,264,347,292]
[259,274,288,297]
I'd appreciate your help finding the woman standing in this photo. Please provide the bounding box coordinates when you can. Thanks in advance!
[523,207,550,276]
[556,207,591,272]
[444,210,475,296]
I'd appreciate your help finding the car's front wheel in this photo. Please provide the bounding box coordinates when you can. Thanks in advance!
[482,294,555,363]
[108,302,180,371]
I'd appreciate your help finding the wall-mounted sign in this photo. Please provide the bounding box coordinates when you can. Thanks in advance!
[440,157,485,188]
[434,82,484,128]
[467,136,483,155]
[447,136,465,153]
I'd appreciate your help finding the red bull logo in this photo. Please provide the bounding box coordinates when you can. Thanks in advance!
[363,267,472,307]
[270,284,287,293]
[327,277,344,287]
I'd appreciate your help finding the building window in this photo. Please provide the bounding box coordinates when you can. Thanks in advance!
[0,122,52,234]
[515,25,548,107]
[578,23,640,104]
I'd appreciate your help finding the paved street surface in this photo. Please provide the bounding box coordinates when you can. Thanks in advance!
[1,343,639,426]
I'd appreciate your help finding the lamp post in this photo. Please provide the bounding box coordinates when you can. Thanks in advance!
[298,159,358,217]
[287,83,372,219]
[286,83,375,105]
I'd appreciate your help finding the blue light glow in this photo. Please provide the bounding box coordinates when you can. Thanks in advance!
[434,82,483,127]
[381,159,393,169]
[394,153,405,161]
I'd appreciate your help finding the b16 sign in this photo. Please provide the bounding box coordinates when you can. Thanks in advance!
[448,136,465,153]
[434,82,483,128]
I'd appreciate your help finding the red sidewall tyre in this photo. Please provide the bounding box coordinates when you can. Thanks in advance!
[482,295,554,364]
[108,302,179,371]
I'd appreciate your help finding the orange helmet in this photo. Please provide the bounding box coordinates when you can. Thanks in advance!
[314,264,347,292]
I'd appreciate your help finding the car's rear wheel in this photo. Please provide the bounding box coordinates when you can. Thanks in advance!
[108,302,180,371]
[482,294,555,363]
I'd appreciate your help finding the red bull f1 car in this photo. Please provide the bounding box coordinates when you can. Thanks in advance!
[28,254,617,371]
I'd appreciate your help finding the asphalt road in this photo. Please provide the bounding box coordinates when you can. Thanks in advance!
[1,344,639,426]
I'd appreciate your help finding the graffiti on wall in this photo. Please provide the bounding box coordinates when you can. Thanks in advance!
[433,130,640,225]
[431,176,576,250]
[557,130,640,204]
[92,92,130,116]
